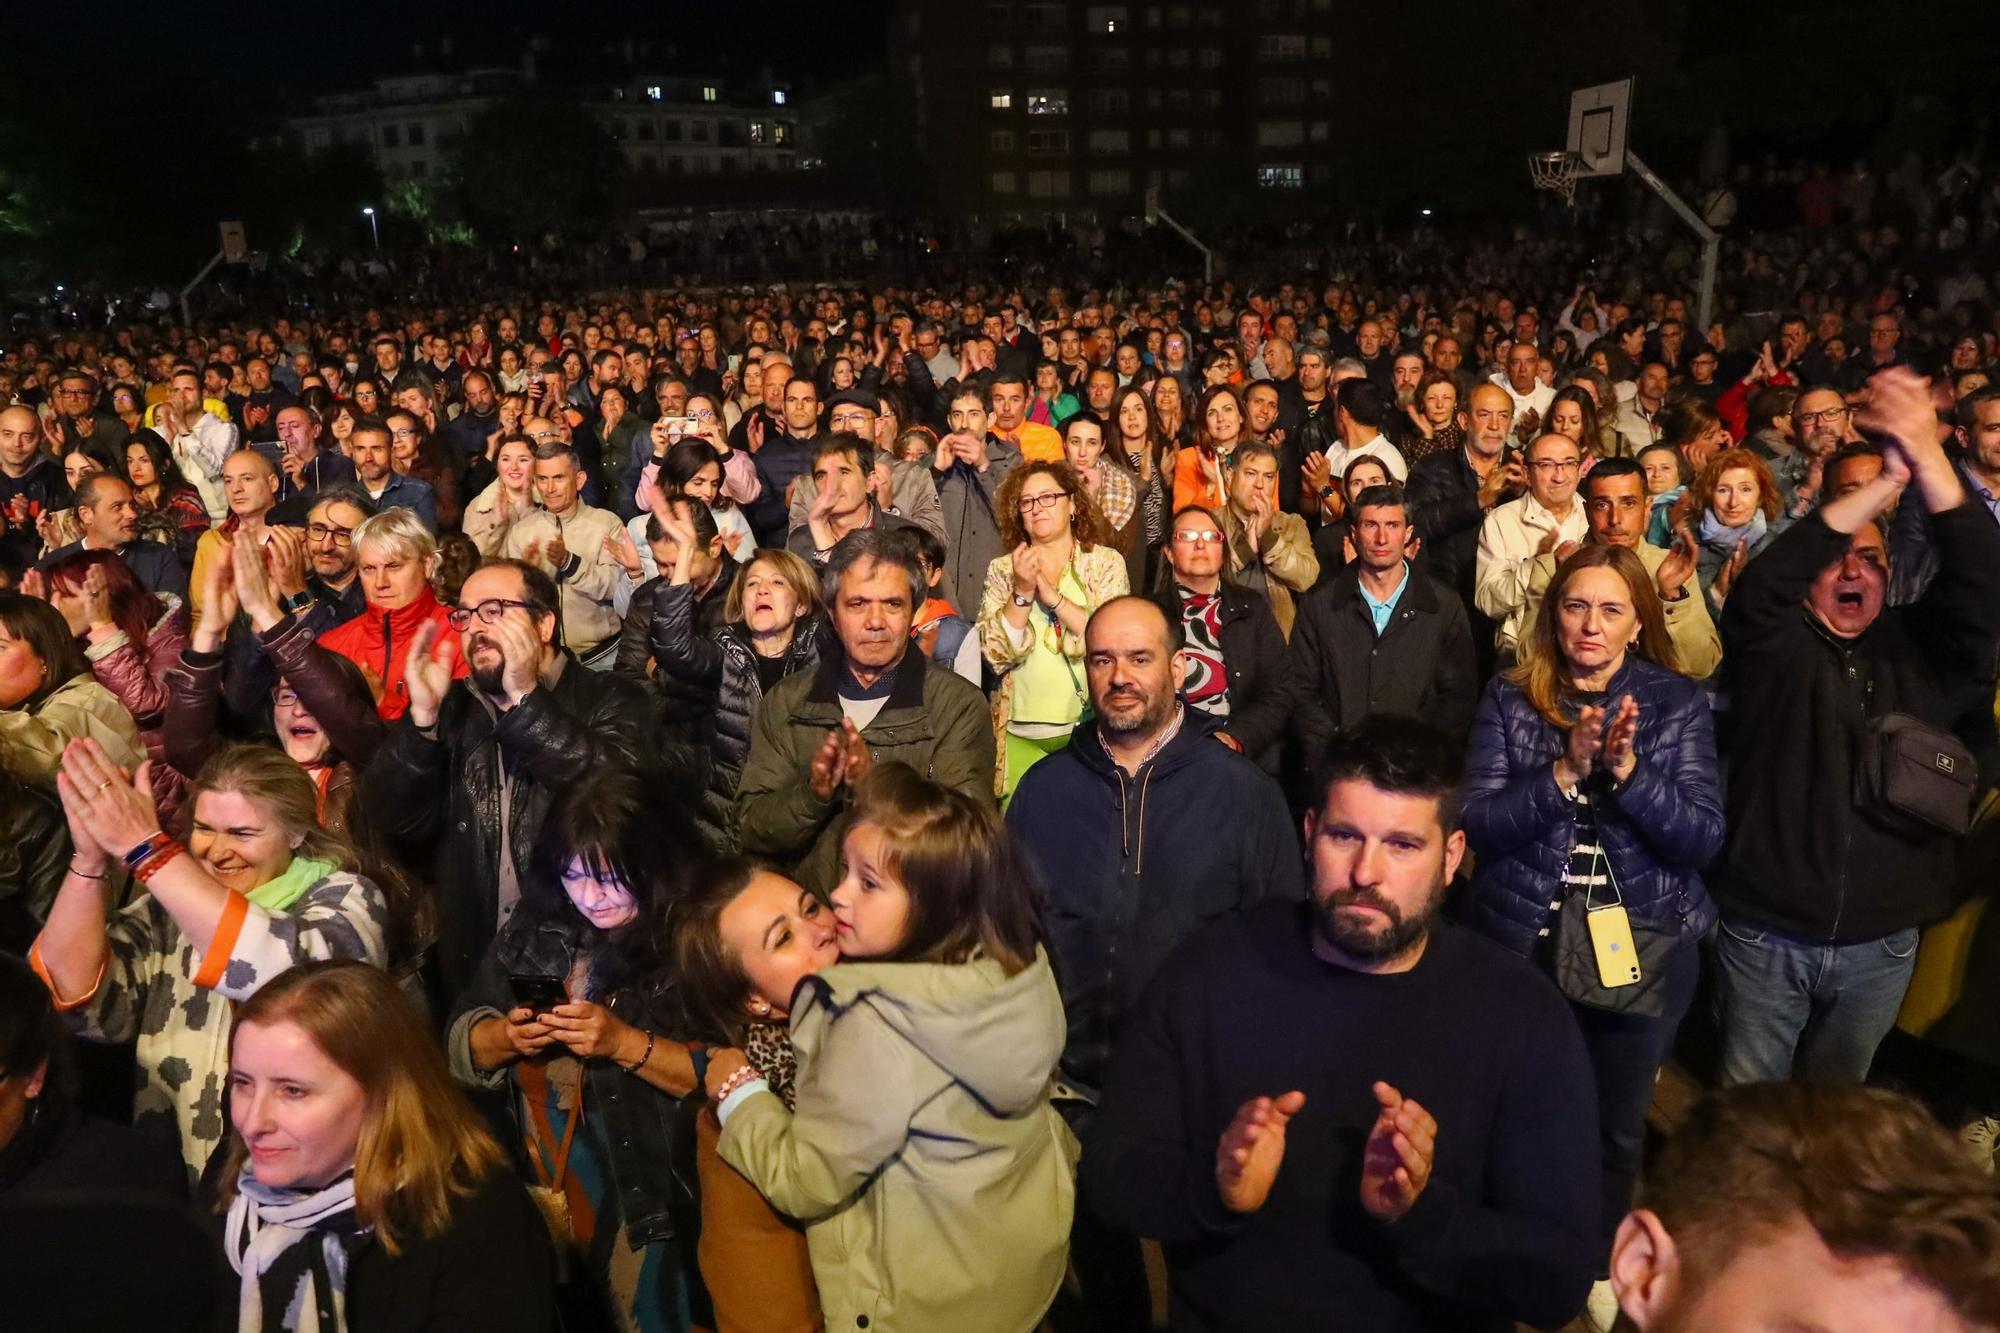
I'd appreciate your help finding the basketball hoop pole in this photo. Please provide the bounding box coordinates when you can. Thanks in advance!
[1624,150,1720,336]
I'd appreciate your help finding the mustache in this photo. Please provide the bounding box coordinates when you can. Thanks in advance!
[1326,886,1404,923]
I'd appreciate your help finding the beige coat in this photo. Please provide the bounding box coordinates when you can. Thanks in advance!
[720,950,1076,1333]
[462,478,536,557]
[1515,539,1723,679]
[0,675,146,785]
[502,503,626,656]
[1225,508,1319,639]
[1475,493,1591,647]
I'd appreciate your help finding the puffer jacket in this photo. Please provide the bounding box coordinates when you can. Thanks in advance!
[718,949,1076,1333]
[317,588,467,721]
[613,574,731,743]
[1461,657,1725,958]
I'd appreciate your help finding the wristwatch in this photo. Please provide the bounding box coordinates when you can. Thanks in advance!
[280,589,315,614]
[1011,591,1033,608]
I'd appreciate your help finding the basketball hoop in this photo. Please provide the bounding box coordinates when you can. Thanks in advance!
[1529,151,1581,207]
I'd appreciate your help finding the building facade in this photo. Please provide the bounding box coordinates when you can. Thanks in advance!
[904,0,1341,219]
[287,45,806,184]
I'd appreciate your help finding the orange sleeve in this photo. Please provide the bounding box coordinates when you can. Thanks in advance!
[29,938,106,1012]
[191,891,251,990]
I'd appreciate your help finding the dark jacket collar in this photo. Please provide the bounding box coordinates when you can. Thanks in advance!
[804,637,929,710]
[1322,563,1439,614]
[1066,702,1223,782]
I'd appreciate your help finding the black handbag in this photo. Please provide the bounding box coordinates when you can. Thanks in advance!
[1553,842,1678,1018]
[1857,709,1978,837]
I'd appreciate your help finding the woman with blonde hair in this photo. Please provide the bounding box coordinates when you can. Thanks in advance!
[316,508,465,719]
[31,742,389,1179]
[699,764,1073,1333]
[978,461,1129,798]
[218,959,554,1331]
[1462,544,1722,1293]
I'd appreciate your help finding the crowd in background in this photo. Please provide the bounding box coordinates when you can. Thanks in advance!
[5,162,2000,1332]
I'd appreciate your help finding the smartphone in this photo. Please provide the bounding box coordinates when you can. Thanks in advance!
[727,353,742,373]
[662,415,696,438]
[1587,905,1643,989]
[508,974,568,1012]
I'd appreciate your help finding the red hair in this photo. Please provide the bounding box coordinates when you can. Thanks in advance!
[44,548,164,650]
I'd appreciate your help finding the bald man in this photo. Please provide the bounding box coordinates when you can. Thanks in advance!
[188,448,283,619]
[0,404,72,566]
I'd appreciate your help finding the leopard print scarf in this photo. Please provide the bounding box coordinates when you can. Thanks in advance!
[743,1022,799,1110]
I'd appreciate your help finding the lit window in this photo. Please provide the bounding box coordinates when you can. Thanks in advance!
[773,89,788,105]
[645,85,662,101]
[1025,88,1069,115]
[991,89,1013,109]
[1257,163,1305,189]
[702,86,718,102]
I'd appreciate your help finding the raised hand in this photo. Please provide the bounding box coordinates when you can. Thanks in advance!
[1216,1090,1306,1214]
[1711,535,1752,608]
[1010,542,1040,600]
[489,609,543,701]
[1600,694,1641,781]
[56,741,162,863]
[604,528,644,579]
[1359,1081,1436,1222]
[839,717,873,788]
[1558,702,1606,789]
[1657,527,1697,601]
[808,726,847,802]
[195,542,240,649]
[264,524,309,598]
[403,618,456,727]
[232,530,282,629]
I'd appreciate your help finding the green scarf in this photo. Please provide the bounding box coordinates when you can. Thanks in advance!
[244,856,337,913]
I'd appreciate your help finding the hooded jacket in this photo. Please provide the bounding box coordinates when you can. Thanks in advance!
[317,587,467,721]
[719,950,1075,1333]
[1005,711,1305,1092]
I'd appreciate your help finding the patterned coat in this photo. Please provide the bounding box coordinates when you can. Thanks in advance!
[36,869,387,1181]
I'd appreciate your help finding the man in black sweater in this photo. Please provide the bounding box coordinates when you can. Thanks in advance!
[1084,715,1599,1332]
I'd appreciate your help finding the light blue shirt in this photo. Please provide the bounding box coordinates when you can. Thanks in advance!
[1358,561,1410,635]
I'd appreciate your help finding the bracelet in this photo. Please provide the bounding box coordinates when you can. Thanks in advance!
[133,842,186,884]
[67,860,108,881]
[713,1064,763,1104]
[620,1030,656,1075]
[121,831,174,873]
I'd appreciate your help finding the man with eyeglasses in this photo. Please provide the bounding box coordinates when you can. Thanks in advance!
[1475,432,1589,658]
[47,370,128,454]
[913,320,957,386]
[786,389,942,542]
[1514,457,1721,678]
[366,557,664,1001]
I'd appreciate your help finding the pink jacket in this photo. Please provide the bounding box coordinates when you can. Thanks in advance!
[634,446,761,513]
[84,597,191,821]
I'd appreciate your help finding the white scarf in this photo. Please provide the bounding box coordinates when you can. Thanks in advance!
[225,1169,359,1333]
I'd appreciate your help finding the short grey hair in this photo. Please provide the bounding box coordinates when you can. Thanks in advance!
[821,528,924,614]
[351,506,437,564]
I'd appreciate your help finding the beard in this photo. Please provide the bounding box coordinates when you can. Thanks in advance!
[1312,877,1443,962]
[1097,683,1176,740]
[468,635,507,695]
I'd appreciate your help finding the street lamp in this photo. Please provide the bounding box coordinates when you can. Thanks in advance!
[361,205,379,250]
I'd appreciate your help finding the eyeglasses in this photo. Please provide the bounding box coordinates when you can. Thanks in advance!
[1018,491,1069,514]
[1173,528,1223,544]
[1797,407,1848,425]
[447,598,539,630]
[1529,458,1582,473]
[305,522,354,546]
[271,686,302,709]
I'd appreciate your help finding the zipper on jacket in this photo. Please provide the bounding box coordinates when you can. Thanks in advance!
[1832,651,1865,940]
[382,611,394,688]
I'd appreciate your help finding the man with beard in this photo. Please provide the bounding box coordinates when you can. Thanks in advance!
[364,557,661,1001]
[1607,1083,2000,1333]
[1008,596,1302,1333]
[736,530,992,897]
[1084,714,1599,1333]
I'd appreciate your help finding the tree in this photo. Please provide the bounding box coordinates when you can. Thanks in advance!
[447,94,626,245]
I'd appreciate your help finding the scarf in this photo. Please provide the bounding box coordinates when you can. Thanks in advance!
[225,1169,359,1333]
[743,1021,800,1109]
[1699,506,1767,551]
[247,856,337,914]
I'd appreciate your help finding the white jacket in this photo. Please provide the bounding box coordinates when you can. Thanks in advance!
[168,412,237,519]
[1474,494,1589,645]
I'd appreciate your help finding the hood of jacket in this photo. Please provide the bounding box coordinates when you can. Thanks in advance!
[804,948,1063,1116]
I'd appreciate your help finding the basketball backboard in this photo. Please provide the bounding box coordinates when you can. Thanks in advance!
[1567,79,1633,178]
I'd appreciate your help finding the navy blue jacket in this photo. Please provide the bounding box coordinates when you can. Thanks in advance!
[1461,658,1724,958]
[1006,709,1305,1092]
[37,538,188,601]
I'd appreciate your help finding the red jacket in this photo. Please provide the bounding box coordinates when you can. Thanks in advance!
[317,587,467,720]
[1715,369,1796,442]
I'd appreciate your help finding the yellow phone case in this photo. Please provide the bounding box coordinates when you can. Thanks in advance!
[1587,902,1643,989]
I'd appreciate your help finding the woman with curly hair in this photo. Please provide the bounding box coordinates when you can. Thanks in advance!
[1687,447,1785,615]
[976,461,1130,799]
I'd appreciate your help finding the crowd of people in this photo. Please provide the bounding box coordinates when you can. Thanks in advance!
[4,209,2000,1333]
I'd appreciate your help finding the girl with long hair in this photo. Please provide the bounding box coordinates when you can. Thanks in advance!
[699,764,1074,1333]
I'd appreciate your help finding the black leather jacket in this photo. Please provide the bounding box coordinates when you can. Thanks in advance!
[364,658,664,1001]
